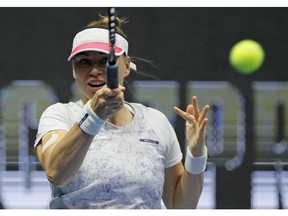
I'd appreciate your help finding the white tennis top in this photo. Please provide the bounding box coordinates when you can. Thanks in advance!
[34,100,183,209]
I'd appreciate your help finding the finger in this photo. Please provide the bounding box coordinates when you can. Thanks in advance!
[186,104,194,115]
[192,96,200,120]
[174,106,188,119]
[188,114,199,129]
[198,105,210,124]
[200,117,208,129]
[104,84,125,91]
[174,106,195,124]
[92,94,123,114]
[105,92,124,104]
[102,85,126,98]
[199,118,208,137]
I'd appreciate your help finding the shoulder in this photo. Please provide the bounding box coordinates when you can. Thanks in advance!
[45,100,82,110]
[42,100,82,116]
[35,100,82,146]
[129,102,173,135]
[129,102,167,121]
[39,100,83,125]
[129,103,182,168]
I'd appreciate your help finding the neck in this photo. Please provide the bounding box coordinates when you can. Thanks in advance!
[108,104,134,126]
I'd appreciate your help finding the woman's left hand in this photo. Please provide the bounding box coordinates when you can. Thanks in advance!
[174,96,209,157]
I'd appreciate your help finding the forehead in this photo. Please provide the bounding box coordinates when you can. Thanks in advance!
[74,51,108,58]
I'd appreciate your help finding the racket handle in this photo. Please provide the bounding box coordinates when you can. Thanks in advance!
[107,61,118,89]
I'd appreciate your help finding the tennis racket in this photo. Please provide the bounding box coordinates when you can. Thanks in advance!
[106,7,118,89]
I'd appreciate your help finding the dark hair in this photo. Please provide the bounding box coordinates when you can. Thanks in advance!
[86,15,128,39]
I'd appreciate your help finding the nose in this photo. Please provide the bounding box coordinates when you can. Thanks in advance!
[89,64,105,76]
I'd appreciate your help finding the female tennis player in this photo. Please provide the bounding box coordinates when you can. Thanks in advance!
[34,15,209,209]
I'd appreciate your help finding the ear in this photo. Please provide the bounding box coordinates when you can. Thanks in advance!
[124,56,131,78]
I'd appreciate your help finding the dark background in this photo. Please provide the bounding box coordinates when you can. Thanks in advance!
[0,7,287,209]
[1,8,287,101]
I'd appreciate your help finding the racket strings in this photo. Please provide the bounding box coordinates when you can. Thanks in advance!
[108,7,116,48]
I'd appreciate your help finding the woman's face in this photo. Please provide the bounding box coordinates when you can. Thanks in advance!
[72,51,130,99]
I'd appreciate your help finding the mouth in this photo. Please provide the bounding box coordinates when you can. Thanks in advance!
[88,81,106,88]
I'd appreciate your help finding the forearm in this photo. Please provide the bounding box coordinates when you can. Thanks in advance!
[45,99,108,186]
[170,97,209,208]
[45,124,94,186]
[174,171,204,208]
[166,145,207,208]
[172,145,208,208]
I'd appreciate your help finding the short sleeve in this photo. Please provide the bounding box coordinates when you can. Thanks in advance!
[162,119,183,168]
[34,103,73,148]
[143,106,183,168]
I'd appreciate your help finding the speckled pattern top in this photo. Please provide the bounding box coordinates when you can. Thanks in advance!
[35,101,183,209]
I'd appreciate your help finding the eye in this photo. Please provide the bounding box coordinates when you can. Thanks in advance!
[100,57,108,65]
[73,58,92,68]
[78,58,91,65]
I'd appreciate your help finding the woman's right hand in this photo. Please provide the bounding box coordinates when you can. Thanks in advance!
[89,84,126,120]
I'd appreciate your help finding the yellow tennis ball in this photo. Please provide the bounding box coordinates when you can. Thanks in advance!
[229,39,265,74]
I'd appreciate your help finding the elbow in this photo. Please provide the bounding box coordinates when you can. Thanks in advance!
[46,168,71,187]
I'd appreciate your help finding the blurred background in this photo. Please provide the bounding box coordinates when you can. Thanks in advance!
[0,7,287,209]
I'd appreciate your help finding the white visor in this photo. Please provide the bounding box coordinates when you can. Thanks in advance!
[68,28,136,70]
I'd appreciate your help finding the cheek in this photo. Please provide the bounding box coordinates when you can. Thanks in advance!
[118,66,127,81]
[72,64,83,80]
[118,59,130,78]
[73,70,87,84]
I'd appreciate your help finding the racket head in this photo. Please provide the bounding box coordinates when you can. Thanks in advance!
[108,7,116,48]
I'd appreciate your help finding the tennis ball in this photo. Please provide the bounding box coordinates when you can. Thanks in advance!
[229,39,265,74]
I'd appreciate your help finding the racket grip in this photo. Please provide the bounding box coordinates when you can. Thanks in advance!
[107,62,118,89]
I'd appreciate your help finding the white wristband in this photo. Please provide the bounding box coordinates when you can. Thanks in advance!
[184,145,208,175]
[77,100,106,136]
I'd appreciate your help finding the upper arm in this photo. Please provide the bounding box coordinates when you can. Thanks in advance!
[162,162,184,209]
[35,129,68,170]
